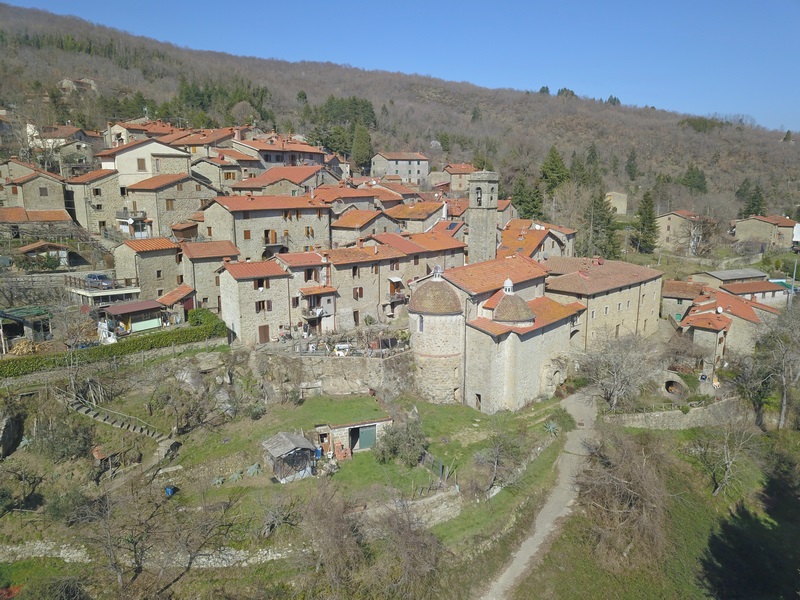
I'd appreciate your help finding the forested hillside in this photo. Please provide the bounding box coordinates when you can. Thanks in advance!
[1,3,798,228]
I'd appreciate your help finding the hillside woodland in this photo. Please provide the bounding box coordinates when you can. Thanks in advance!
[0,3,799,235]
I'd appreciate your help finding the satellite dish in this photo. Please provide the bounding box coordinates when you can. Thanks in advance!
[127,218,134,224]
[716,306,723,314]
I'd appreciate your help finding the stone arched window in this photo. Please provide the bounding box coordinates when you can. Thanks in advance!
[475,187,483,207]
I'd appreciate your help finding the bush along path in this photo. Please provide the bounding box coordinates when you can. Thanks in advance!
[480,387,598,600]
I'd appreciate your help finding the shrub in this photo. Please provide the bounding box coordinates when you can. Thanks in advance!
[374,419,427,468]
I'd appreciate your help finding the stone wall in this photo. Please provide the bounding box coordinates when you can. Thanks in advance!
[602,398,752,430]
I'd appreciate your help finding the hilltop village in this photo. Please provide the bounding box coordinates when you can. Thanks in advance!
[0,118,795,412]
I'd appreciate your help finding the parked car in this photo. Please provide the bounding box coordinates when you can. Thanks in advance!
[86,273,113,289]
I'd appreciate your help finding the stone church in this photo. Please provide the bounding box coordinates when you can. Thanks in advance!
[408,174,586,414]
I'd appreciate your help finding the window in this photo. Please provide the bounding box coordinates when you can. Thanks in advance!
[137,158,146,171]
[305,226,314,238]
[627,300,630,308]
[120,187,127,196]
[390,259,399,271]
[177,183,184,191]
[295,210,301,219]
[266,300,273,311]
[304,269,315,282]
[283,229,289,238]
[10,186,17,195]
[665,236,670,243]
[352,266,360,278]
[352,286,364,300]
[224,172,236,180]
[371,263,379,274]
[255,300,265,313]
[419,315,424,332]
[215,275,220,286]
[39,187,48,197]
[156,270,163,279]
[154,158,160,172]
[94,204,103,210]
[317,209,324,219]
[591,309,596,319]
[677,299,683,305]
[176,252,183,264]
[177,275,184,284]
[414,255,420,266]
[243,229,251,240]
[98,221,106,229]
[191,146,197,154]
[604,306,609,315]
[253,278,269,290]
[353,310,360,326]
[207,227,212,236]
[196,184,201,191]
[666,225,671,232]
[92,188,102,197]
[617,302,622,311]
[292,297,299,309]
[283,211,291,220]
[157,289,163,296]
[165,199,175,211]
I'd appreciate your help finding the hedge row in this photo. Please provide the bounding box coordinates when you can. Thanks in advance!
[0,310,227,378]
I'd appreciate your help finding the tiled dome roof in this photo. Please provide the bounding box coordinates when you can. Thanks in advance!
[408,279,462,315]
[493,293,534,323]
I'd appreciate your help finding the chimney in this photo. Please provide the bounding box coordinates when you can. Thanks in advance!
[357,238,363,248]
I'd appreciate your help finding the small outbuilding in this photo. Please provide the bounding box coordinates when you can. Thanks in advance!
[262,432,317,483]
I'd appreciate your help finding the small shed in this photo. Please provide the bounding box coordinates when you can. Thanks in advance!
[312,416,393,457]
[16,240,71,267]
[262,432,317,483]
[101,300,163,334]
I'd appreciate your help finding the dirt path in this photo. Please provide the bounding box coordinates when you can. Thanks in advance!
[479,388,597,600]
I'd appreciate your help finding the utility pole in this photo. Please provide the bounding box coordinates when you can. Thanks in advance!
[791,258,798,308]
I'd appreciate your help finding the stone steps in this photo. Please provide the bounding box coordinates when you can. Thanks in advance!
[66,399,168,442]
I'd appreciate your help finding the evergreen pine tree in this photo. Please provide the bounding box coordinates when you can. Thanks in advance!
[350,124,372,174]
[633,190,658,253]
[625,148,638,181]
[540,145,569,194]
[512,176,544,220]
[580,191,621,259]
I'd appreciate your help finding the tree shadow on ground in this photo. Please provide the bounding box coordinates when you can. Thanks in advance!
[699,467,800,599]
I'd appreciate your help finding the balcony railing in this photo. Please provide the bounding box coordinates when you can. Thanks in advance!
[263,234,290,246]
[386,292,407,303]
[302,307,327,318]
[64,275,140,291]
[115,209,147,220]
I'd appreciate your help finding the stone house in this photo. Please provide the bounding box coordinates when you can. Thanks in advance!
[605,191,628,215]
[656,210,712,255]
[105,119,177,147]
[370,152,429,185]
[331,210,399,247]
[191,156,241,191]
[542,256,663,351]
[679,287,780,359]
[496,199,518,229]
[96,138,191,190]
[384,202,443,233]
[113,238,181,300]
[67,169,120,234]
[408,262,583,412]
[231,137,326,170]
[661,280,705,322]
[125,173,218,237]
[360,184,405,210]
[231,165,337,196]
[443,163,477,193]
[497,219,573,260]
[3,170,66,211]
[167,128,238,158]
[734,214,797,249]
[367,232,467,287]
[219,260,292,347]
[312,185,380,215]
[430,219,466,242]
[213,148,264,180]
[320,244,409,328]
[719,280,789,308]
[179,240,241,312]
[0,207,75,239]
[272,252,337,334]
[690,268,768,290]
[203,194,331,260]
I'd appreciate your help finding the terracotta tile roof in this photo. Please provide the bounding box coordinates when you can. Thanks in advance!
[370,233,427,254]
[157,284,195,307]
[747,214,797,227]
[170,221,198,232]
[312,185,377,204]
[17,240,68,253]
[445,198,469,217]
[322,245,405,265]
[720,281,787,295]
[1,158,64,181]
[331,210,384,229]
[378,182,417,196]
[527,297,586,328]
[127,173,191,191]
[39,124,81,139]
[172,128,236,146]
[497,226,550,259]
[180,240,240,260]
[10,171,64,185]
[102,299,163,315]
[95,138,153,157]
[189,211,205,222]
[680,312,731,332]
[67,169,117,184]
[444,255,548,295]
[273,252,326,268]
[237,138,325,155]
[299,285,337,296]
[377,152,428,161]
[117,119,175,135]
[482,289,505,310]
[154,129,193,144]
[431,220,465,236]
[214,148,261,162]
[497,199,513,212]
[232,165,325,189]
[531,220,577,235]
[406,232,466,251]
[21,209,71,222]
[224,260,289,280]
[0,207,28,222]
[213,194,329,212]
[685,287,780,324]
[467,317,516,337]
[662,280,705,299]
[122,238,180,253]
[366,187,403,202]
[665,209,702,219]
[543,257,662,296]
[385,202,444,221]
[444,163,477,175]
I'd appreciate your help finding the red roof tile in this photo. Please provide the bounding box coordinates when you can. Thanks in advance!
[385,202,444,221]
[232,165,326,189]
[680,313,731,332]
[662,280,705,299]
[95,138,154,157]
[237,138,325,155]
[370,233,427,254]
[377,152,428,161]
[445,255,548,295]
[172,128,236,146]
[543,257,662,296]
[312,185,377,204]
[431,220,465,236]
[17,240,68,253]
[720,281,787,295]
[157,284,195,307]
[322,245,405,265]
[299,285,337,296]
[67,169,117,184]
[214,194,329,212]
[23,209,71,222]
[406,232,466,251]
[273,252,326,268]
[331,210,384,229]
[497,226,551,259]
[0,207,28,222]
[214,148,261,162]
[444,163,477,175]
[684,287,780,324]
[445,198,469,217]
[127,173,191,191]
[224,260,289,280]
[122,238,179,253]
[180,240,240,259]
[747,214,797,228]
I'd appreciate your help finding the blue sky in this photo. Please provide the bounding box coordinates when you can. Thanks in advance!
[7,0,800,131]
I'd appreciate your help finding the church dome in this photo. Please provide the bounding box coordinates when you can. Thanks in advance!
[409,273,462,316]
[492,278,534,324]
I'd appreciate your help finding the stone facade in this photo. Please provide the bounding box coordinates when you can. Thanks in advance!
[113,240,181,300]
[734,215,797,249]
[331,212,398,248]
[466,171,500,264]
[7,174,65,211]
[127,177,217,237]
[68,171,121,234]
[98,140,190,189]
[370,152,429,185]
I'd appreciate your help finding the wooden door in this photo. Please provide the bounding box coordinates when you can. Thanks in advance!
[258,325,270,344]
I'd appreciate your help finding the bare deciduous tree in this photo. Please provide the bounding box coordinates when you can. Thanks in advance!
[581,334,657,411]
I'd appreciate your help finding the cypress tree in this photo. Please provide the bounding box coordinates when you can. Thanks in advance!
[633,190,658,253]
[540,145,569,194]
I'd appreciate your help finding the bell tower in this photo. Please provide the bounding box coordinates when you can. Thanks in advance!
[467,170,499,264]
